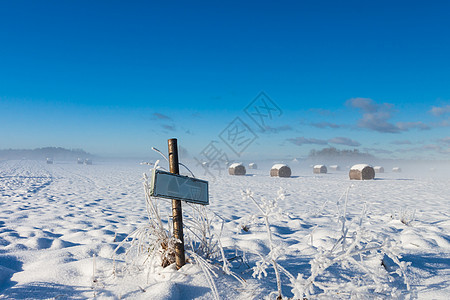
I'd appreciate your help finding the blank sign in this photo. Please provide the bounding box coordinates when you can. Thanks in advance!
[150,169,209,205]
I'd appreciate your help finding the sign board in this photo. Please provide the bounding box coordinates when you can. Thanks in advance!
[150,169,209,205]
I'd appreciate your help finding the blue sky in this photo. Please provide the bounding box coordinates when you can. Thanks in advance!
[0,0,449,160]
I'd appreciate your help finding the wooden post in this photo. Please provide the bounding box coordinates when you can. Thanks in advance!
[168,138,186,269]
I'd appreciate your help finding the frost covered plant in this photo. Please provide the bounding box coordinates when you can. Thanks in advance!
[399,209,416,226]
[241,188,288,300]
[112,159,243,300]
[113,158,222,267]
[242,186,413,299]
[184,202,220,260]
[112,169,179,274]
[288,234,411,298]
[287,186,413,299]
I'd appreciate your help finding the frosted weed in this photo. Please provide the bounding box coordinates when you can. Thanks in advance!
[241,186,414,299]
[399,209,416,226]
[111,158,244,299]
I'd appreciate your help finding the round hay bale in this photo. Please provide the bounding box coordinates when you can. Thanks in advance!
[392,167,402,173]
[270,164,291,178]
[313,165,327,174]
[248,163,257,169]
[374,166,384,173]
[349,164,375,180]
[84,159,92,165]
[228,163,246,175]
[329,165,340,171]
[46,158,53,164]
[77,158,83,164]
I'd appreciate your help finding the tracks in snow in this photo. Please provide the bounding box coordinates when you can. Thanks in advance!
[0,160,53,199]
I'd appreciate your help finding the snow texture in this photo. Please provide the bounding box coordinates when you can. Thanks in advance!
[0,159,449,299]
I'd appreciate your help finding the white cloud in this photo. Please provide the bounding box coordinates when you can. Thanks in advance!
[261,125,293,133]
[430,105,450,116]
[396,121,430,131]
[288,136,361,147]
[287,137,328,146]
[153,112,172,120]
[328,137,360,147]
[391,140,413,145]
[311,122,342,129]
[439,137,450,145]
[346,98,378,113]
[346,98,400,133]
[347,97,431,133]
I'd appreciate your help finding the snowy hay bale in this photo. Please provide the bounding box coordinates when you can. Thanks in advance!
[77,158,83,164]
[46,158,53,164]
[392,167,402,173]
[84,159,92,165]
[329,165,340,171]
[248,163,257,169]
[270,164,291,178]
[374,166,384,173]
[228,163,246,175]
[349,164,375,180]
[313,165,327,174]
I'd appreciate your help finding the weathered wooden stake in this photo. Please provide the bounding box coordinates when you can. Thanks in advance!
[168,138,186,269]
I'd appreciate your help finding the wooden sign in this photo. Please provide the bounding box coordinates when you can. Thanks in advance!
[150,169,209,205]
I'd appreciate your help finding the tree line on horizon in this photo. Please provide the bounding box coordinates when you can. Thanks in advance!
[0,147,91,160]
[308,147,374,159]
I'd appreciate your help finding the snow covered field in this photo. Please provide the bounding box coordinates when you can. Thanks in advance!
[0,159,449,299]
